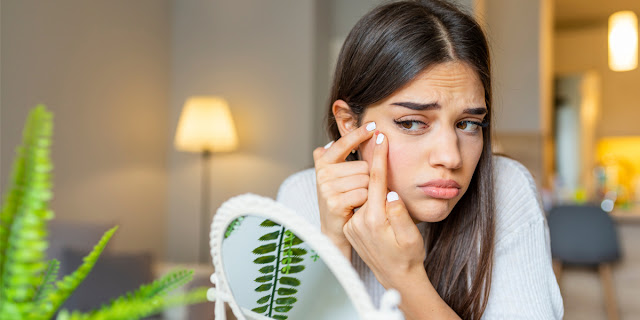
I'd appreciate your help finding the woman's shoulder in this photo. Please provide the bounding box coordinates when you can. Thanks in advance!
[278,168,316,194]
[276,168,321,228]
[491,155,547,243]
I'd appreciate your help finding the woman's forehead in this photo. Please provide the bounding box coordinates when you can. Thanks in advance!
[386,62,485,105]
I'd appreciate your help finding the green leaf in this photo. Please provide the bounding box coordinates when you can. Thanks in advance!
[272,315,288,320]
[253,256,276,264]
[281,265,305,274]
[0,105,54,318]
[224,217,244,239]
[254,275,273,283]
[274,305,293,313]
[275,297,297,305]
[33,226,118,319]
[251,305,269,314]
[252,243,277,255]
[279,277,300,286]
[260,219,279,227]
[277,288,297,296]
[256,295,271,305]
[281,257,303,264]
[33,259,60,302]
[134,269,194,298]
[259,231,280,241]
[60,286,208,320]
[255,283,272,292]
[259,266,275,274]
[290,248,307,256]
[284,236,303,246]
[0,106,209,320]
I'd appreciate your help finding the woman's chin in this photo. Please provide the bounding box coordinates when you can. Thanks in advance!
[407,198,455,223]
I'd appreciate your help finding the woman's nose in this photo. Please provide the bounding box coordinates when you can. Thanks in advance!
[428,128,463,170]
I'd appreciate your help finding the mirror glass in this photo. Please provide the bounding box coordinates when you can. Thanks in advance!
[221,215,359,320]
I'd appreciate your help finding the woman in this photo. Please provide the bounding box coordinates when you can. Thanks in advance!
[277,0,563,319]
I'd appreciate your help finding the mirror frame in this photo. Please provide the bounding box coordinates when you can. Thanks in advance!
[207,193,404,320]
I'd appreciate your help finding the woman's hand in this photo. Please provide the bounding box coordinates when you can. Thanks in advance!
[312,122,376,261]
[343,131,426,289]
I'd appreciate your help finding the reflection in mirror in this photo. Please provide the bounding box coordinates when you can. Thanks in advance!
[222,215,359,320]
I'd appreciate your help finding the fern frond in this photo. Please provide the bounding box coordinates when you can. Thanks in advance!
[34,226,118,319]
[56,286,208,320]
[129,269,193,300]
[0,105,54,319]
[224,217,244,239]
[33,259,60,303]
[250,220,309,319]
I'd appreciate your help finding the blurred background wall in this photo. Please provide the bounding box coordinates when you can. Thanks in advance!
[1,0,171,258]
[1,0,640,319]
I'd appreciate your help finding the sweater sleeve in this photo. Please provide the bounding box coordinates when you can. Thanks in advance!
[482,156,564,319]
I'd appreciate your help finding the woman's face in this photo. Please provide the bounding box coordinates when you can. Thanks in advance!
[358,61,486,222]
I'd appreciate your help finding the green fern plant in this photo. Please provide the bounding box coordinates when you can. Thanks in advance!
[250,219,308,320]
[0,105,208,319]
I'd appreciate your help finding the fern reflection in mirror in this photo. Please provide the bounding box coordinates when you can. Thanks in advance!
[222,215,358,320]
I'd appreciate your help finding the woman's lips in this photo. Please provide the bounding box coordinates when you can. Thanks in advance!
[419,186,460,199]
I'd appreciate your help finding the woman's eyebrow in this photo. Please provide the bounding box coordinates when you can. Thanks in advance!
[391,102,440,110]
[391,102,487,115]
[463,107,487,115]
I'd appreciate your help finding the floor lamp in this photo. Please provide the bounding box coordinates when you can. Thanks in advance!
[174,96,238,263]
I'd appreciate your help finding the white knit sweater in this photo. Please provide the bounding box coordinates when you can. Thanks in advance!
[276,155,563,319]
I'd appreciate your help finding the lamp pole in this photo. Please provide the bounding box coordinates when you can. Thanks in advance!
[200,150,212,263]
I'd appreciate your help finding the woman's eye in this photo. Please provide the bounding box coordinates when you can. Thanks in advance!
[394,120,426,131]
[456,120,482,132]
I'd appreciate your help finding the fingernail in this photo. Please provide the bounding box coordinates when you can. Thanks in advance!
[376,132,385,145]
[366,122,376,132]
[324,141,334,149]
[387,191,399,202]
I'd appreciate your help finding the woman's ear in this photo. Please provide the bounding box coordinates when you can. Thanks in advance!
[332,99,358,137]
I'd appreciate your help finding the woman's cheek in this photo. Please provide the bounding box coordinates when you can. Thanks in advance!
[387,139,414,192]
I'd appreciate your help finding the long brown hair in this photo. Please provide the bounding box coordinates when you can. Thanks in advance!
[326,1,495,318]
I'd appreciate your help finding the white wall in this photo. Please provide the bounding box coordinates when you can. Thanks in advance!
[0,0,171,258]
[167,0,317,262]
[483,0,550,133]
[480,0,553,186]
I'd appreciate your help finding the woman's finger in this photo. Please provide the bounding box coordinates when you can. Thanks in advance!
[313,146,328,162]
[319,174,369,195]
[386,191,420,247]
[315,160,369,184]
[330,188,368,215]
[316,121,376,166]
[367,131,389,218]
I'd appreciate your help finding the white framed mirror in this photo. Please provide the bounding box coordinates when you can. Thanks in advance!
[207,193,404,320]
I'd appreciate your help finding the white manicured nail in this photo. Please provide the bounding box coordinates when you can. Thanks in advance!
[324,141,334,149]
[387,191,399,202]
[376,133,385,145]
[366,122,376,132]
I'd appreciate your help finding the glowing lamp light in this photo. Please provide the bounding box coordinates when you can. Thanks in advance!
[174,96,239,263]
[608,11,638,72]
[174,96,238,153]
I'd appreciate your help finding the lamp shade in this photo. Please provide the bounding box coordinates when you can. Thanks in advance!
[174,96,238,153]
[609,11,638,72]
